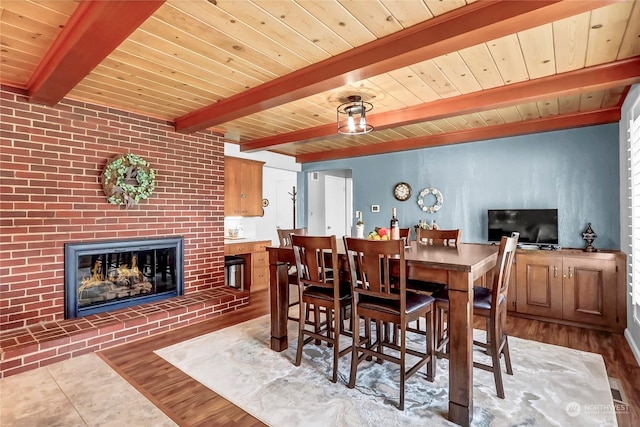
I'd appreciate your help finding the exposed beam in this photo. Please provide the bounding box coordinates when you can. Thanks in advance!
[28,0,165,105]
[240,57,640,152]
[175,0,615,133]
[295,108,621,163]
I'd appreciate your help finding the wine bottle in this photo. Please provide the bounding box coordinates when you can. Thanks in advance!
[390,208,400,240]
[355,211,365,239]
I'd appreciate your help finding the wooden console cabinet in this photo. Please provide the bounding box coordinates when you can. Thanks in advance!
[511,248,626,332]
[224,157,264,216]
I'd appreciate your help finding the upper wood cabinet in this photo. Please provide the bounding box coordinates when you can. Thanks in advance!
[224,157,264,216]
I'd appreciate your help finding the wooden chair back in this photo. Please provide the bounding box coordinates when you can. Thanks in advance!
[278,227,307,247]
[291,234,338,295]
[490,233,519,315]
[416,228,461,246]
[399,227,411,243]
[343,237,405,307]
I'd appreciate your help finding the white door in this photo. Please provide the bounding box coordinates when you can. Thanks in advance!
[324,175,347,237]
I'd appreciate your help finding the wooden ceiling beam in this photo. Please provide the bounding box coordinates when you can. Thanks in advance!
[28,0,165,105]
[175,0,615,133]
[295,108,621,163]
[240,57,640,152]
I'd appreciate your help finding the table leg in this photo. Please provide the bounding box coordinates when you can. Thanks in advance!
[447,270,474,427]
[269,257,289,351]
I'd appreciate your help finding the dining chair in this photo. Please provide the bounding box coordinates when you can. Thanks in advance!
[406,229,462,296]
[277,227,308,321]
[343,237,435,410]
[399,227,411,243]
[291,234,352,383]
[431,233,519,399]
[277,227,308,247]
[415,228,461,247]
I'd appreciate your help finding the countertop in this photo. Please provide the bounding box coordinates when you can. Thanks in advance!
[224,237,272,245]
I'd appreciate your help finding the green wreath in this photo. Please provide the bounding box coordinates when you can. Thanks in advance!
[102,153,155,208]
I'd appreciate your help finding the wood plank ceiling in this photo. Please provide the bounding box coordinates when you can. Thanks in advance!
[2,0,639,163]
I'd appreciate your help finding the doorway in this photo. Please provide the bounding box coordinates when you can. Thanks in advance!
[306,170,352,237]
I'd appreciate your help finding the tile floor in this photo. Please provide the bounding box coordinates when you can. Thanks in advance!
[0,353,175,427]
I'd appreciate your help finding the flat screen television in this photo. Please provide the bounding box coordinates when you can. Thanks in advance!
[488,209,559,246]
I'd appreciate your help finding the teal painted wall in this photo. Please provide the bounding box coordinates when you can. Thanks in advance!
[299,123,620,249]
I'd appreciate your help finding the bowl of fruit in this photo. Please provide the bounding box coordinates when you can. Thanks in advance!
[367,227,390,240]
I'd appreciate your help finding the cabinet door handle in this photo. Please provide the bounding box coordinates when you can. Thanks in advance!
[553,266,558,277]
[568,266,573,278]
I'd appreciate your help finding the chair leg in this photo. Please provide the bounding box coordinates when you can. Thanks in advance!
[375,320,384,363]
[327,308,339,383]
[500,307,513,375]
[503,335,513,375]
[426,309,435,381]
[314,305,321,345]
[399,323,406,411]
[295,300,306,367]
[348,316,361,389]
[489,317,505,399]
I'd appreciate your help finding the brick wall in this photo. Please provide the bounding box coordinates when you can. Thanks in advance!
[0,85,228,330]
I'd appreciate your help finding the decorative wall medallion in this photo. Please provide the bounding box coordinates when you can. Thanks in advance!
[102,153,156,209]
[417,187,443,213]
[393,182,412,201]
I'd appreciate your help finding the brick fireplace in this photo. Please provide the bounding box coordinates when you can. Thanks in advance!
[0,86,248,377]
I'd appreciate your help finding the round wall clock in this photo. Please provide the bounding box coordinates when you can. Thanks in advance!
[393,182,412,201]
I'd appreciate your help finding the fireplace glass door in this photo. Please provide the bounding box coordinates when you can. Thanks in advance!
[65,237,184,319]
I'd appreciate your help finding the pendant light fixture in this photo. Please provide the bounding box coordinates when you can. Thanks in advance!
[337,95,373,135]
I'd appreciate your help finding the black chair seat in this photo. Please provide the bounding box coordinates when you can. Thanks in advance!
[359,292,434,316]
[304,282,351,302]
[431,286,505,310]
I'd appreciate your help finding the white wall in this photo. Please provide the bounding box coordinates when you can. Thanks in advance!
[619,83,640,366]
[224,143,300,245]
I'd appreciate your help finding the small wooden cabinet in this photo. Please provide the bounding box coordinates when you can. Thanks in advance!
[515,253,563,319]
[562,256,617,326]
[224,240,271,292]
[512,249,625,331]
[224,157,264,216]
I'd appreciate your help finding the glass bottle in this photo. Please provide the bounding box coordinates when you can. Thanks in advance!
[355,211,365,239]
[431,219,439,230]
[390,208,400,240]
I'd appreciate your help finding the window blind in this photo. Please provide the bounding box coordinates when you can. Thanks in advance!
[629,111,640,324]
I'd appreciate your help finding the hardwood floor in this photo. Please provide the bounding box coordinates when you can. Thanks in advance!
[99,289,639,426]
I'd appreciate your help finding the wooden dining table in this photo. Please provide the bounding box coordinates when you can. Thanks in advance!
[267,240,498,427]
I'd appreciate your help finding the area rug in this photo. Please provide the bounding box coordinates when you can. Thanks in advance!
[155,316,616,426]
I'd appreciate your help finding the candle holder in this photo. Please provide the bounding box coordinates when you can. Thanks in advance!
[582,223,597,252]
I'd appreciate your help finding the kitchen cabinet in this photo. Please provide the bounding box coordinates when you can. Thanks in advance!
[513,249,625,331]
[224,240,271,292]
[224,157,264,216]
